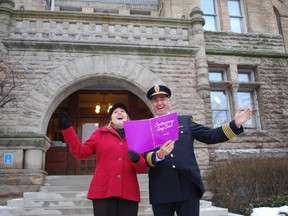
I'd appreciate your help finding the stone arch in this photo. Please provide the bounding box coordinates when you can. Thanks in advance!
[17,55,167,134]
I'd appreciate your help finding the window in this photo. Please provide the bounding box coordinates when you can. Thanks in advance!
[209,70,226,81]
[201,0,219,31]
[238,71,252,82]
[228,0,246,33]
[209,69,230,128]
[209,67,260,129]
[211,90,230,128]
[237,69,259,129]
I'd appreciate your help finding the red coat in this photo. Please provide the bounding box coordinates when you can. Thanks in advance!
[62,126,147,202]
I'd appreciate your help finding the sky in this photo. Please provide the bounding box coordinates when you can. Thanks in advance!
[251,206,288,216]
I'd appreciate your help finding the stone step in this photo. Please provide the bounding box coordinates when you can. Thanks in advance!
[2,199,227,216]
[0,206,93,216]
[44,174,148,181]
[0,206,239,216]
[42,181,149,188]
[0,175,242,216]
[38,185,148,190]
[0,206,153,216]
[41,174,149,191]
[7,196,151,209]
[22,190,149,201]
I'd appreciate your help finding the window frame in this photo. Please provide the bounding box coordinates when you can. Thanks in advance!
[237,88,259,129]
[209,66,261,129]
[201,0,220,31]
[209,68,232,128]
[210,89,232,128]
[237,68,261,129]
[227,0,247,33]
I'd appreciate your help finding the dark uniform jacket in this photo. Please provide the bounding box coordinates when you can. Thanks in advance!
[145,115,244,205]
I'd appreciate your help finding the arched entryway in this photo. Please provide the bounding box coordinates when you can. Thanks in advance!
[17,55,171,176]
[45,86,153,175]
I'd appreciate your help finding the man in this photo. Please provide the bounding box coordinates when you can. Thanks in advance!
[144,84,252,216]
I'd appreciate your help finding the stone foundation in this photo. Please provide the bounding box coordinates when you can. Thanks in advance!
[0,134,50,204]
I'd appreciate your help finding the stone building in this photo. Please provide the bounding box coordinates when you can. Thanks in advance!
[0,0,288,204]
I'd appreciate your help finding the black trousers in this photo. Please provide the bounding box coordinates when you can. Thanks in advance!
[152,198,200,216]
[92,197,138,216]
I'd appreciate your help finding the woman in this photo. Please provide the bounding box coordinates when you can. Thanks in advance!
[58,102,147,216]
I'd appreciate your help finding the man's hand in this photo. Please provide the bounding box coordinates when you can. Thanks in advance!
[234,108,252,128]
[157,140,175,159]
[58,110,72,130]
[128,150,140,163]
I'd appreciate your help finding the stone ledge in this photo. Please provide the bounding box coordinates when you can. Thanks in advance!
[0,134,50,150]
[212,148,288,161]
[0,169,46,185]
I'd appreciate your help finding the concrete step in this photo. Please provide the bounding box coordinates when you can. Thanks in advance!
[0,175,242,216]
[0,200,231,216]
[6,197,151,210]
[1,203,153,216]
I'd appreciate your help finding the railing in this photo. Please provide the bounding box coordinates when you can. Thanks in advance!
[61,0,159,5]
[9,11,190,47]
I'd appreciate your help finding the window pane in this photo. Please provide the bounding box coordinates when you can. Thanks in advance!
[201,0,215,14]
[210,90,229,128]
[203,16,216,31]
[237,91,257,128]
[230,17,242,33]
[228,0,241,16]
[238,73,251,82]
[211,91,228,109]
[212,111,228,128]
[237,92,252,108]
[209,72,224,81]
[238,70,254,82]
[242,115,253,128]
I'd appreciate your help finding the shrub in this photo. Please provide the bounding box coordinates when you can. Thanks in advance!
[206,157,288,215]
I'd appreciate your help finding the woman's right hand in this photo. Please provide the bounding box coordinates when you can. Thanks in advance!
[58,110,72,130]
[157,140,175,159]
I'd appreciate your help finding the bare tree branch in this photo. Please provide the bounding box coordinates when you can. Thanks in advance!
[0,50,30,108]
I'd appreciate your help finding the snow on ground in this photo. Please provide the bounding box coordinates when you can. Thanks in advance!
[251,206,288,216]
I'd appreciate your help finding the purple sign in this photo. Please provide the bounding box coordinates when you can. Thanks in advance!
[124,113,179,153]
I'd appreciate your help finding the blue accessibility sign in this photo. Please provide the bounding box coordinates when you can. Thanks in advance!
[4,153,13,164]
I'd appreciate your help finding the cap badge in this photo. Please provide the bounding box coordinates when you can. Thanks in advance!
[154,84,160,93]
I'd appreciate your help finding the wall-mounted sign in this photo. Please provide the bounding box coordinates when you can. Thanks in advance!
[4,153,13,164]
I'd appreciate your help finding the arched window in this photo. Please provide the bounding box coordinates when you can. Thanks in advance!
[273,6,283,36]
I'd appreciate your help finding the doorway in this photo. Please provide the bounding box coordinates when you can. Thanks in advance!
[75,117,107,175]
[45,89,152,175]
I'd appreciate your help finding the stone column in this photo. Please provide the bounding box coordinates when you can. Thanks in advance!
[24,149,44,170]
[0,0,15,37]
[229,64,240,113]
[189,7,210,99]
